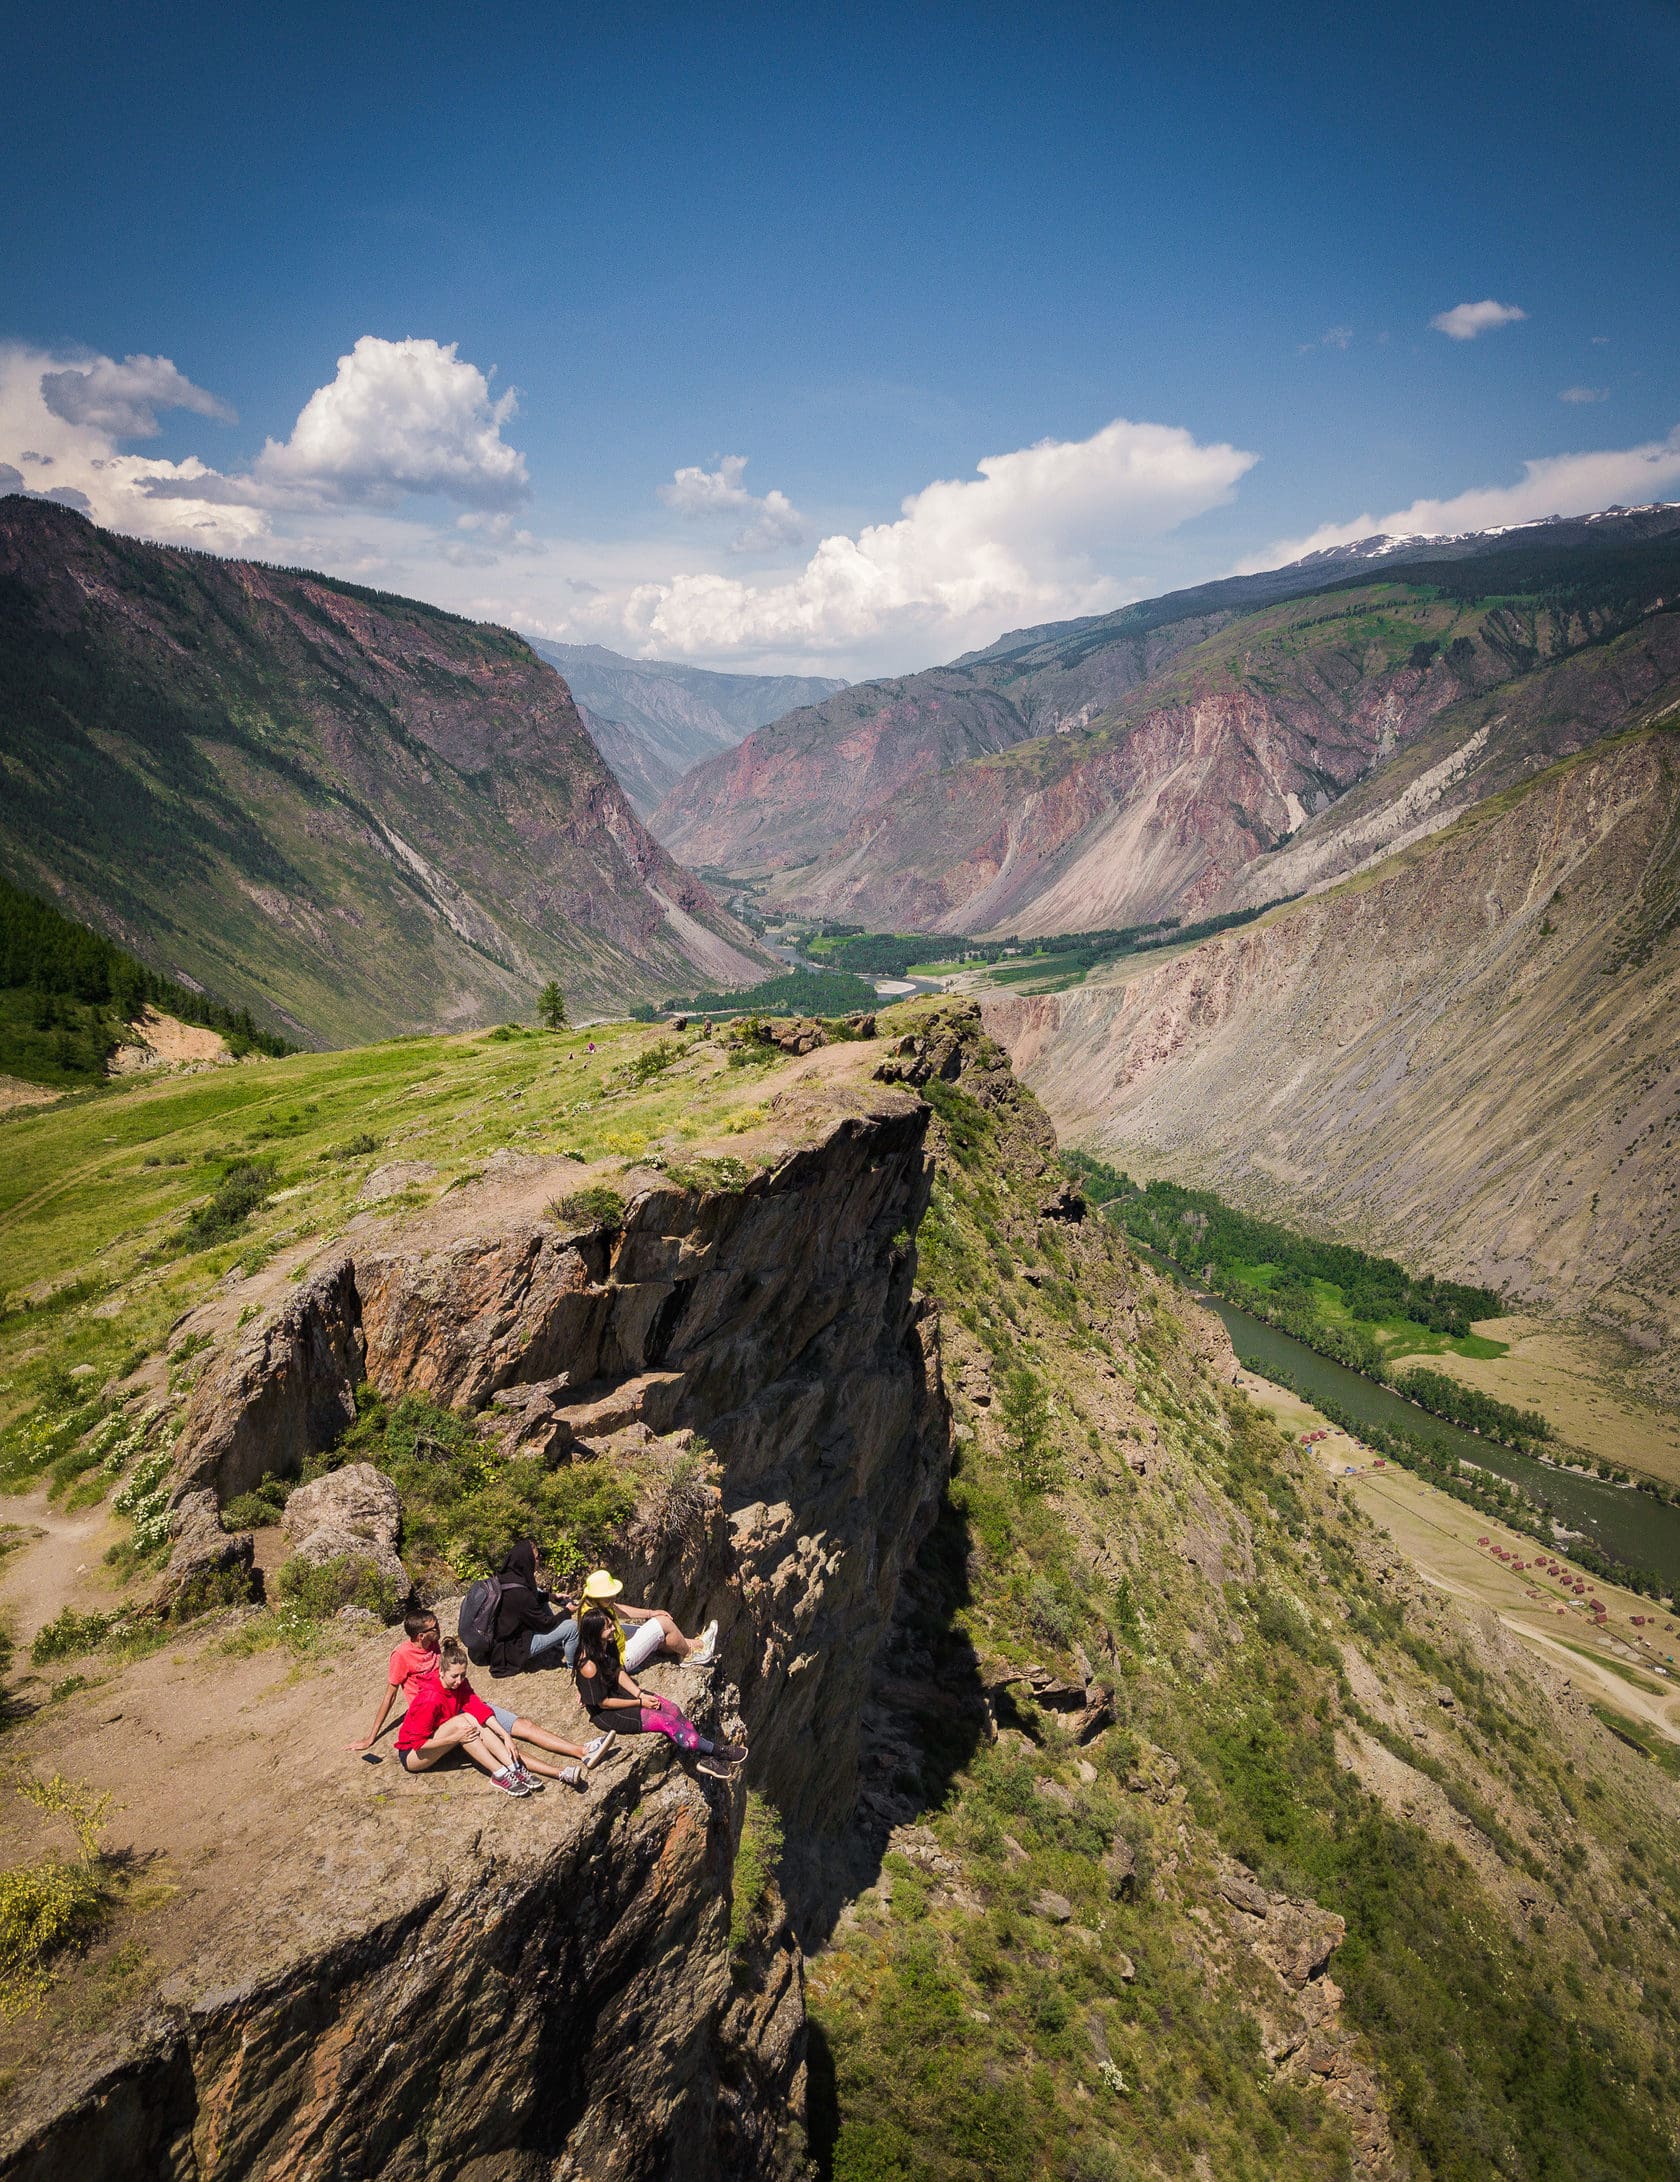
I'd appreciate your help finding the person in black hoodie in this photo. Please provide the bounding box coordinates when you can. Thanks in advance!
[485,1539,579,1678]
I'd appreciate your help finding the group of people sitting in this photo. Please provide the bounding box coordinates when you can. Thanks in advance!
[349,1538,746,1798]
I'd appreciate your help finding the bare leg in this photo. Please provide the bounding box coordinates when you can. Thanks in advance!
[509,1717,586,1761]
[404,1716,505,1776]
[471,1715,520,1771]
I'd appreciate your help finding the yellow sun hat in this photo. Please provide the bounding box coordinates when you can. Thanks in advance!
[582,1569,624,1601]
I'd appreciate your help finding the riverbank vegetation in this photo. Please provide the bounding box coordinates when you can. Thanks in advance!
[800,903,1297,995]
[1063,1157,1564,1443]
[665,966,877,1017]
[1250,1354,1671,1602]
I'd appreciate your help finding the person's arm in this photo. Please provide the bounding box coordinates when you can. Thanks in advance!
[349,1680,400,1751]
[577,1659,643,1713]
[615,1600,654,1624]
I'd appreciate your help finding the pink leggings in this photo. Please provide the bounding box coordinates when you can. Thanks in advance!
[633,1695,710,1754]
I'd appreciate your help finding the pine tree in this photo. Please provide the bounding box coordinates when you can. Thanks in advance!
[537,979,568,1030]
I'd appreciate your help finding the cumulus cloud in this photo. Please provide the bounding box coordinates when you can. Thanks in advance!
[658,454,805,551]
[1430,299,1527,341]
[1247,426,1680,568]
[39,353,235,437]
[614,417,1256,661]
[253,336,528,508]
[0,343,269,551]
[1559,385,1607,404]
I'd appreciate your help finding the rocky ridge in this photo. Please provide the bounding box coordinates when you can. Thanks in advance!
[0,1055,947,2179]
[2,1012,1677,2181]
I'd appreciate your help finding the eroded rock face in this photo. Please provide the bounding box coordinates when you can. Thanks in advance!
[171,1257,364,1505]
[87,1091,948,2182]
[0,1759,753,2182]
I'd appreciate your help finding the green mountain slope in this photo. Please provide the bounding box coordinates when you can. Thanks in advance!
[806,1014,1680,2182]
[0,498,769,1046]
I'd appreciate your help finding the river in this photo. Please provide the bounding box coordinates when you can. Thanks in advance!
[1141,1252,1680,1590]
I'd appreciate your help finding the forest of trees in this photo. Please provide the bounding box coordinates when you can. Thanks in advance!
[0,875,291,1084]
[670,965,879,1017]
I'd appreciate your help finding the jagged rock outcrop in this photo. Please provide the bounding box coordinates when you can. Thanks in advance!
[280,1463,408,1600]
[171,1257,365,1505]
[14,1081,950,2180]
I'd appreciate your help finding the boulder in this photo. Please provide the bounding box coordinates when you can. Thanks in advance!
[280,1461,408,1601]
[155,1488,257,1614]
[1032,1890,1074,1924]
[1217,1870,1271,1918]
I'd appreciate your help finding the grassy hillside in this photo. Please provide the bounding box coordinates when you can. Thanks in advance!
[805,1018,1680,2182]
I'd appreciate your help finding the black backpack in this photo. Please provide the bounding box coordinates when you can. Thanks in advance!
[458,1576,504,1665]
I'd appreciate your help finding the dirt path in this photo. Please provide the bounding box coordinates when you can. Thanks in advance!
[0,1487,127,1645]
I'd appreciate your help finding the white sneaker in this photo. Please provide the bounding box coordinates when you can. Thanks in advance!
[559,1764,587,1792]
[582,1731,617,1769]
[691,1619,720,1666]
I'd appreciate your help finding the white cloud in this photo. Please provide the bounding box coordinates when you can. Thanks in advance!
[1559,385,1607,404]
[658,454,805,551]
[39,353,235,437]
[0,342,270,551]
[618,417,1256,661]
[1247,425,1680,567]
[253,336,527,508]
[1430,299,1527,341]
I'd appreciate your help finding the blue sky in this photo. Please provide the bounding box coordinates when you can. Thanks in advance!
[3,0,1678,672]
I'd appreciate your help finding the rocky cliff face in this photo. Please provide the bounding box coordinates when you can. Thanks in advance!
[0,1076,948,2180]
[985,728,1680,1374]
[0,498,768,1044]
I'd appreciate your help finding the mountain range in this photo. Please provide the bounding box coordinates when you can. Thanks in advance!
[986,719,1680,1384]
[652,504,1680,933]
[527,638,845,818]
[0,498,769,1047]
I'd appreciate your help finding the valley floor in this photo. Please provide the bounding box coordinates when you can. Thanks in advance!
[1423,1315,1680,1489]
[1235,1365,1680,1752]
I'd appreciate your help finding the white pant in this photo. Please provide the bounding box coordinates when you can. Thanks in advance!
[622,1617,666,1671]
